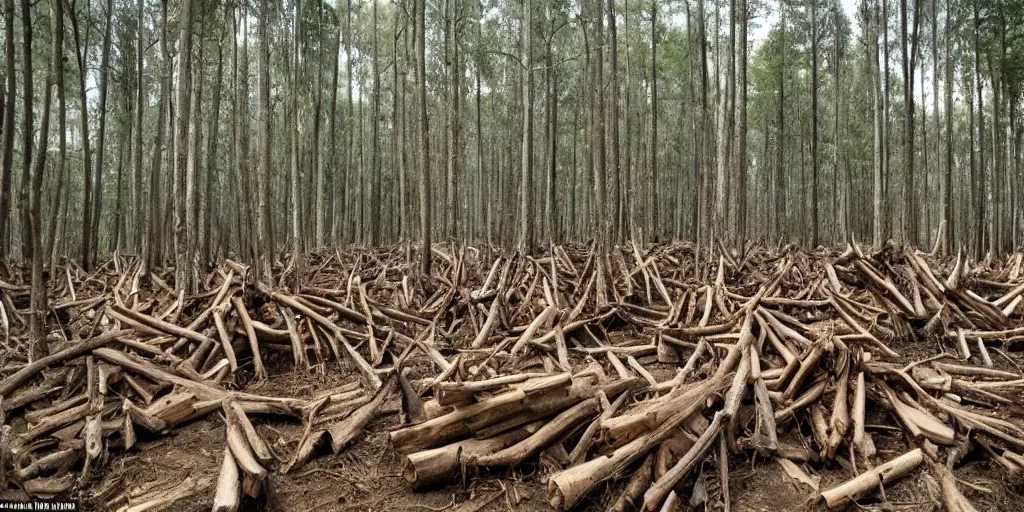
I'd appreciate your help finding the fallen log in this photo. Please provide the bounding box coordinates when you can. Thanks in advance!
[819,448,923,508]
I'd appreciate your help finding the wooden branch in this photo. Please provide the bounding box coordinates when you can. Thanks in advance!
[819,448,923,508]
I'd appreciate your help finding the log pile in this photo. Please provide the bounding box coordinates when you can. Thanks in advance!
[0,242,1023,510]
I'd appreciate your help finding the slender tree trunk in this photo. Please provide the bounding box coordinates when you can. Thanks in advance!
[901,0,919,244]
[344,0,354,244]
[811,0,819,246]
[519,0,534,250]
[370,0,382,246]
[650,0,658,241]
[290,0,301,289]
[0,0,15,259]
[944,0,953,250]
[173,0,195,291]
[595,0,608,250]
[883,0,892,240]
[205,34,224,262]
[974,2,985,257]
[84,0,114,268]
[736,0,747,243]
[18,0,31,263]
[146,0,171,271]
[776,0,786,240]
[416,0,432,272]
[48,0,73,267]
[29,0,57,359]
[132,0,144,255]
[329,13,341,244]
[606,0,620,243]
[871,0,884,247]
[258,0,272,281]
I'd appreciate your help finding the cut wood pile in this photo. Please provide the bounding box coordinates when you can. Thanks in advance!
[1,242,1024,510]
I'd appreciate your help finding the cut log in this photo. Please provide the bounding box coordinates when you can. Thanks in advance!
[212,447,241,512]
[819,448,923,508]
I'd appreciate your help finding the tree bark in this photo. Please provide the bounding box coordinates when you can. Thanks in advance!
[174,0,196,292]
[86,0,114,269]
[944,0,953,250]
[520,0,534,251]
[650,0,658,241]
[607,0,620,244]
[0,0,15,259]
[18,0,31,263]
[416,0,432,272]
[205,33,224,262]
[735,0,747,244]
[133,0,144,255]
[28,0,58,360]
[258,0,272,281]
[811,0,819,246]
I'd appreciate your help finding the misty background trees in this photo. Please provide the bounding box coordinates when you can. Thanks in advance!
[1,0,1023,287]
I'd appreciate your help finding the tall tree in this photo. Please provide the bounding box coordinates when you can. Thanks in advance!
[649,0,659,240]
[943,0,953,250]
[258,0,272,281]
[520,0,534,250]
[607,0,620,243]
[811,0,819,246]
[87,0,115,269]
[133,0,144,254]
[146,0,172,273]
[0,0,14,259]
[18,0,31,263]
[735,0,747,243]
[29,0,58,359]
[901,0,921,243]
[174,0,196,291]
[416,0,432,272]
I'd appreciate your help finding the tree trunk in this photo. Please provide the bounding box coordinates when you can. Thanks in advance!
[0,0,15,259]
[173,0,195,291]
[605,0,619,244]
[810,0,819,246]
[650,0,658,241]
[519,0,534,251]
[416,0,432,272]
[974,2,985,257]
[735,0,747,244]
[205,33,224,262]
[18,0,31,263]
[944,0,953,250]
[872,0,884,247]
[46,0,68,270]
[29,0,57,359]
[85,0,114,268]
[291,0,301,290]
[258,0,272,281]
[776,0,786,240]
[329,13,341,244]
[594,0,607,251]
[370,0,382,245]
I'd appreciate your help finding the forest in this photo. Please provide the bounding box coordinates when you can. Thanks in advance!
[3,0,1024,509]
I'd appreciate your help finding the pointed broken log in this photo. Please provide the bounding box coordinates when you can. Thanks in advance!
[546,378,725,511]
[212,447,241,512]
[402,422,541,489]
[328,375,394,453]
[641,411,724,511]
[819,448,923,508]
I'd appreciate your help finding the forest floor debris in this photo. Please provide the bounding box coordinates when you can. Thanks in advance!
[2,242,1024,510]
